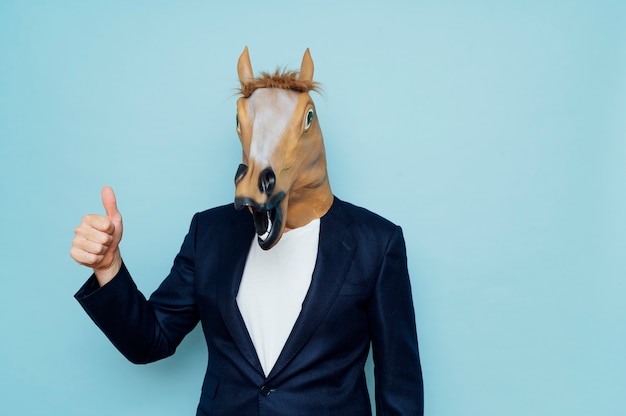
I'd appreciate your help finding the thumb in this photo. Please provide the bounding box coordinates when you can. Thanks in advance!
[101,186,120,220]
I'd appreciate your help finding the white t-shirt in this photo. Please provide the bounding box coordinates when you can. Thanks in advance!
[236,219,320,376]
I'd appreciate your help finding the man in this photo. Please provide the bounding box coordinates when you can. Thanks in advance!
[71,48,423,415]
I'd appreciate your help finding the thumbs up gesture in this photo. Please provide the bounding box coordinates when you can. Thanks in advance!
[70,186,124,286]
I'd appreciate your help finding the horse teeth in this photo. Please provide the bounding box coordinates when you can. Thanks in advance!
[259,212,272,242]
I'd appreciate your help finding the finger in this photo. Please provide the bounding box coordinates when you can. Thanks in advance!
[101,186,120,220]
[72,234,111,256]
[70,245,104,267]
[77,214,115,235]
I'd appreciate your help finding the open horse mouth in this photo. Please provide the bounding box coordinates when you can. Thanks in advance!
[234,192,285,250]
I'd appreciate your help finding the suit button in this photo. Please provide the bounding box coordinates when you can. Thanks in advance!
[260,385,272,397]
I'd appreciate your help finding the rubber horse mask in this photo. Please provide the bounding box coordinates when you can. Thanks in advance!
[234,47,333,250]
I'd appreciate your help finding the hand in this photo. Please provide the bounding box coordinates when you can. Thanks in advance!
[70,186,123,286]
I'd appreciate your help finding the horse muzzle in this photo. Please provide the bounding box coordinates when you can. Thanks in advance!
[235,164,276,195]
[234,191,286,250]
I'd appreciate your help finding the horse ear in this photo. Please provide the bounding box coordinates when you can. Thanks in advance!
[299,48,314,82]
[238,46,254,86]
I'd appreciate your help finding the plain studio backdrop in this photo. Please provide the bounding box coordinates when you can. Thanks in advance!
[0,1,624,415]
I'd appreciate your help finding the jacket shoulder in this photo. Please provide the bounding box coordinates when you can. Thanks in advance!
[333,197,400,233]
[196,203,237,217]
[187,203,252,236]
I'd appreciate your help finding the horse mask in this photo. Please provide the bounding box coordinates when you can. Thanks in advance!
[234,47,333,250]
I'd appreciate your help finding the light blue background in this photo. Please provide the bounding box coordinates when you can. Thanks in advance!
[1,1,624,415]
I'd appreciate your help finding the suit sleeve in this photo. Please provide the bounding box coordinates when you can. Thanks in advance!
[74,214,201,364]
[367,226,424,416]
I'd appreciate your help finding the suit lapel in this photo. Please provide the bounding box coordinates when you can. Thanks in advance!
[267,198,356,380]
[216,209,265,377]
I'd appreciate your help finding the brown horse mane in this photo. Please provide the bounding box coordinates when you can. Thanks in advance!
[239,69,320,98]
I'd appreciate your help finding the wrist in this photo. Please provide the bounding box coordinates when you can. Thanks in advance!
[94,254,122,287]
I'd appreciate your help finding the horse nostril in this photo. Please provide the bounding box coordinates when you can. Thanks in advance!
[258,168,276,195]
[235,164,248,184]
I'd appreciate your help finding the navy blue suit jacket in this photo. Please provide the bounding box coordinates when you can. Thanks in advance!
[76,197,423,415]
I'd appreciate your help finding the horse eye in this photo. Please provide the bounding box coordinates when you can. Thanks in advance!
[304,109,314,130]
[236,114,241,133]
